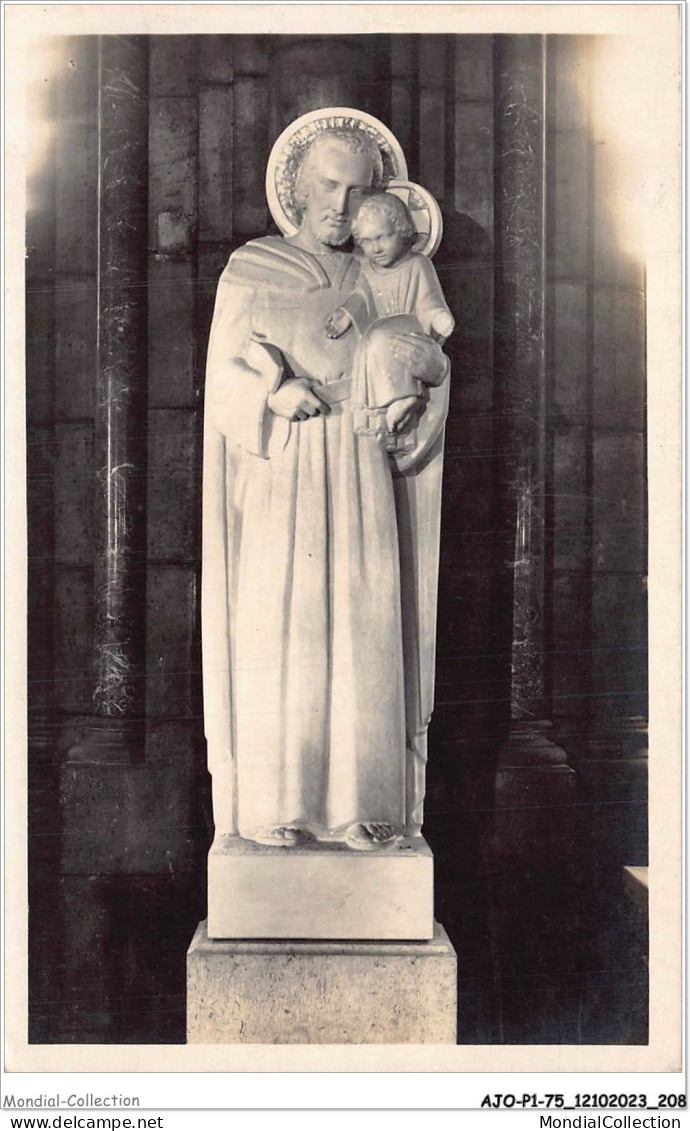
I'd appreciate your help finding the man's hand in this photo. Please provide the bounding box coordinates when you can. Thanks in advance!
[391,332,447,386]
[267,377,326,422]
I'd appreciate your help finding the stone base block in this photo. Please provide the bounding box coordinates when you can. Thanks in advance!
[187,919,457,1044]
[207,834,433,940]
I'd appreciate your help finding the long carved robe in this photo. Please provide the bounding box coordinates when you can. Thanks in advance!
[202,236,448,841]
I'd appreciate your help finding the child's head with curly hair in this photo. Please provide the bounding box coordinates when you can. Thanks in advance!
[351,193,417,267]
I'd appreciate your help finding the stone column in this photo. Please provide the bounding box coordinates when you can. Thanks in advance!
[27,50,57,760]
[56,36,149,1042]
[27,40,59,1042]
[492,35,574,865]
[68,36,149,765]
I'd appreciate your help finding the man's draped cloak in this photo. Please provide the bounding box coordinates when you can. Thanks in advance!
[202,235,448,840]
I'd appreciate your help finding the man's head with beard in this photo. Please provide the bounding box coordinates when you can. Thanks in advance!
[293,128,384,249]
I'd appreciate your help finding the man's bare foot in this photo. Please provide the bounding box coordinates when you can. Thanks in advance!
[249,826,312,847]
[345,822,401,851]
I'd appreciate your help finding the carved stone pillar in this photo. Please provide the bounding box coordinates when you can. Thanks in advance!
[492,35,574,865]
[27,46,57,759]
[68,36,149,765]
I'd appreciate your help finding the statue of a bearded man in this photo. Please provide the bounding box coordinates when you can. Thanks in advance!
[201,109,450,853]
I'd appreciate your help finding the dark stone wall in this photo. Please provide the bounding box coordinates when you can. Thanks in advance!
[545,38,647,872]
[26,33,647,1042]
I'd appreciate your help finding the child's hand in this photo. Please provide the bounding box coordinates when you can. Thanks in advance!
[431,310,455,342]
[324,309,352,339]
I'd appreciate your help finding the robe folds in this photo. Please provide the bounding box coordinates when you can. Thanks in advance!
[202,235,449,841]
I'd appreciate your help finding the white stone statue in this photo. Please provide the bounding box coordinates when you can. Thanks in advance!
[202,108,451,853]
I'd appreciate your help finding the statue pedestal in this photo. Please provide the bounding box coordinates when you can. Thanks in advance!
[187,919,457,1044]
[192,836,457,1043]
[207,834,434,940]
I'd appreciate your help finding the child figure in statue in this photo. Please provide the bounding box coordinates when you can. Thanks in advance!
[324,192,454,449]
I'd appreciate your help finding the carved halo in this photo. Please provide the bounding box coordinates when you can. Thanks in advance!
[266,107,409,236]
[385,179,444,259]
